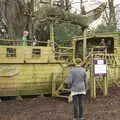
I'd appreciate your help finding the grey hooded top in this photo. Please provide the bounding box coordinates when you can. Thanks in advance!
[68,66,88,93]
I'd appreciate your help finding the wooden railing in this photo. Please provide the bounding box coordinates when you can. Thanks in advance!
[0,39,48,46]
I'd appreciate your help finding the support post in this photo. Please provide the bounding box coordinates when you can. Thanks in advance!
[49,0,55,51]
[52,73,56,96]
[103,76,108,96]
[90,70,96,98]
[93,77,96,98]
[83,29,87,61]
[73,40,76,63]
[104,49,108,96]
[90,49,96,99]
[50,24,55,51]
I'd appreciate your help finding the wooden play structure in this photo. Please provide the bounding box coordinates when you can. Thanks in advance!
[0,33,120,99]
[0,0,110,100]
[52,33,120,99]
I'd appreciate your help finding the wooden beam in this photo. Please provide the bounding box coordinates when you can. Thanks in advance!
[83,29,87,61]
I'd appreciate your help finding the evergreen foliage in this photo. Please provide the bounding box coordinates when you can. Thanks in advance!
[54,23,82,46]
[95,24,116,33]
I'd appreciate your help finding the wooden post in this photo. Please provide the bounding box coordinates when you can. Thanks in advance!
[90,49,96,99]
[93,77,96,98]
[103,75,108,96]
[83,29,87,61]
[73,39,76,63]
[49,0,55,51]
[50,24,55,51]
[90,75,93,98]
[91,76,97,99]
[90,76,96,98]
[103,49,108,96]
[58,48,61,60]
[52,73,56,96]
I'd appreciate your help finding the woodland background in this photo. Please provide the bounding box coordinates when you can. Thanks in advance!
[0,0,118,46]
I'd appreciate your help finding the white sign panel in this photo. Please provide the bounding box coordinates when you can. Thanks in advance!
[95,64,107,74]
[94,60,107,76]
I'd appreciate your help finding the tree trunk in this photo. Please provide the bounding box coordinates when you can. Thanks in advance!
[0,0,106,39]
[108,0,116,29]
[0,0,28,39]
[27,0,34,39]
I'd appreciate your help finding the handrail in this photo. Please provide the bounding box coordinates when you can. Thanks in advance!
[58,46,73,49]
[80,51,92,68]
[0,39,48,44]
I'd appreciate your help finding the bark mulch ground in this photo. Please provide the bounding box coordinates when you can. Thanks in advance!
[0,87,120,120]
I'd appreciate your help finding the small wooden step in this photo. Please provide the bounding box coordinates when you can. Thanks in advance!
[61,88,70,91]
[56,95,69,99]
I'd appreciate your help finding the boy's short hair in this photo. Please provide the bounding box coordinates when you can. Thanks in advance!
[75,58,82,65]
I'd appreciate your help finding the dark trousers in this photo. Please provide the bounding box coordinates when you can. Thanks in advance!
[72,94,85,120]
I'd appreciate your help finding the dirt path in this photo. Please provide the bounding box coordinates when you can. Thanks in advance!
[0,87,120,120]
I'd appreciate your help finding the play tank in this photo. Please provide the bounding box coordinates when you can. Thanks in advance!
[0,40,69,96]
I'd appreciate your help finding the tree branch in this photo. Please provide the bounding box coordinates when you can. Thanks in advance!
[34,2,106,29]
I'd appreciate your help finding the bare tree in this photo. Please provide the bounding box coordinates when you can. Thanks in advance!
[0,0,106,39]
[80,0,86,15]
[34,2,106,31]
[102,0,117,31]
[0,0,25,39]
[0,0,34,39]
[108,0,116,26]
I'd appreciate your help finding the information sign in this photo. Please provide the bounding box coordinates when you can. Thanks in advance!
[94,60,107,76]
